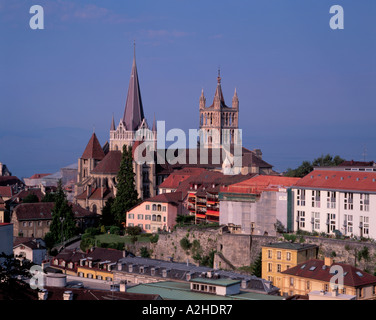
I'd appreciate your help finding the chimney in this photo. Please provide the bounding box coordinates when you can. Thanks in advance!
[324,256,334,267]
[120,281,127,292]
[63,291,73,300]
[38,289,48,300]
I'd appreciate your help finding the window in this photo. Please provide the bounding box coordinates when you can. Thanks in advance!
[145,205,150,210]
[327,191,336,209]
[29,222,33,227]
[312,190,321,208]
[360,194,370,212]
[145,224,151,230]
[137,214,144,220]
[268,263,272,272]
[23,222,27,227]
[327,213,336,232]
[152,204,157,211]
[138,224,143,229]
[297,211,305,228]
[128,213,134,219]
[152,215,156,221]
[157,205,162,211]
[163,216,166,222]
[162,206,166,212]
[345,214,353,234]
[344,192,354,210]
[313,212,320,230]
[286,252,291,261]
[361,216,369,236]
[324,284,328,291]
[268,250,272,259]
[306,281,310,290]
[128,223,134,227]
[277,264,281,272]
[297,189,306,206]
[277,251,281,260]
[145,215,151,220]
[290,277,294,287]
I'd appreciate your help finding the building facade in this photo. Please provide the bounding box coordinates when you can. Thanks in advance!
[280,257,376,300]
[261,242,318,290]
[291,169,376,238]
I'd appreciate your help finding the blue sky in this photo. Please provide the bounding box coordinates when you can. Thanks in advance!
[0,0,375,178]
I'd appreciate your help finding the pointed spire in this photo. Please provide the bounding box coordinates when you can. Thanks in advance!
[213,69,225,107]
[81,132,105,160]
[123,43,145,131]
[110,113,115,131]
[232,88,239,109]
[152,113,157,132]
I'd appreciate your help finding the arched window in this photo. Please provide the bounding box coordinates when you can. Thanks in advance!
[157,215,161,222]
[152,215,156,221]
[152,204,157,211]
[92,204,97,214]
[157,204,161,212]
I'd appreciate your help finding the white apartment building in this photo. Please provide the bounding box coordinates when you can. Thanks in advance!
[291,170,376,239]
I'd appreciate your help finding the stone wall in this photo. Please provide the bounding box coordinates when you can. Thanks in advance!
[125,227,376,274]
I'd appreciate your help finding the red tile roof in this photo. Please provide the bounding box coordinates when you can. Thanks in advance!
[28,173,51,179]
[158,168,206,189]
[13,202,97,221]
[293,170,376,193]
[282,259,376,288]
[81,133,105,160]
[91,151,122,174]
[0,176,23,187]
[221,175,301,194]
[0,186,13,197]
[144,191,183,205]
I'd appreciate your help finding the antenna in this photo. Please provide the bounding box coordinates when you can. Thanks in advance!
[362,144,367,162]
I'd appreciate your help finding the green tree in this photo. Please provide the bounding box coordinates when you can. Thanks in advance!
[0,253,33,298]
[42,192,57,203]
[111,145,140,226]
[250,252,262,277]
[44,180,78,249]
[125,226,142,236]
[285,154,344,178]
[100,197,115,226]
[22,193,39,203]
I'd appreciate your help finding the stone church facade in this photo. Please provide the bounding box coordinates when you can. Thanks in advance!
[74,49,273,214]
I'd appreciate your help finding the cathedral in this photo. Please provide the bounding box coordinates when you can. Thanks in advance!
[74,49,273,214]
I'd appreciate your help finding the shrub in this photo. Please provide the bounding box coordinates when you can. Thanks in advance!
[110,226,121,235]
[150,234,159,243]
[180,237,191,251]
[140,247,150,258]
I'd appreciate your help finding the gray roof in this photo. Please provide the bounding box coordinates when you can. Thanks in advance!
[115,256,279,294]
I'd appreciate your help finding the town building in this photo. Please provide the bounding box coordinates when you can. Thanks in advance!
[280,257,376,300]
[219,175,300,235]
[126,191,188,233]
[13,238,47,265]
[0,163,12,176]
[290,169,376,238]
[11,202,98,238]
[0,223,13,262]
[261,242,318,290]
[113,255,280,296]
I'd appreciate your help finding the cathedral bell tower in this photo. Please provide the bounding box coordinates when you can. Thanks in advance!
[199,70,239,148]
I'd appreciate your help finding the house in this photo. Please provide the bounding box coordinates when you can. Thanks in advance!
[75,247,124,281]
[126,192,188,233]
[178,170,255,224]
[291,169,376,238]
[113,255,280,296]
[50,249,86,275]
[261,242,318,290]
[0,223,13,261]
[13,238,47,265]
[219,175,301,235]
[280,257,376,300]
[11,202,98,238]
